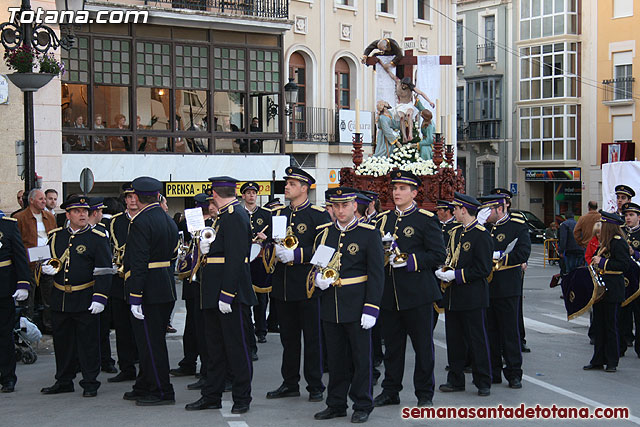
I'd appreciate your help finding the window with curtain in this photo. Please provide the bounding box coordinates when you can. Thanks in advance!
[335,58,350,110]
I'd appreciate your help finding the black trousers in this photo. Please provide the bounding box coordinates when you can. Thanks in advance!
[131,301,175,400]
[591,301,620,368]
[111,297,137,375]
[519,275,526,345]
[273,297,324,392]
[371,321,384,364]
[324,321,373,413]
[380,304,435,401]
[253,292,268,338]
[487,296,523,381]
[99,301,114,367]
[51,310,100,392]
[267,296,279,331]
[0,298,17,386]
[193,286,208,378]
[178,296,198,371]
[202,302,253,405]
[445,308,491,390]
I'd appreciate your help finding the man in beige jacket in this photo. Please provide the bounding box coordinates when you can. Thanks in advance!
[573,201,601,248]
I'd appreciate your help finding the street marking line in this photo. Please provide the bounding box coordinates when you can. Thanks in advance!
[228,422,249,427]
[522,317,579,335]
[220,405,241,418]
[543,313,590,327]
[432,339,640,425]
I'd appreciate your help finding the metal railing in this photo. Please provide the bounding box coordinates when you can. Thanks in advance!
[467,120,501,140]
[456,47,464,65]
[602,77,635,102]
[142,0,289,18]
[288,106,337,142]
[476,43,495,63]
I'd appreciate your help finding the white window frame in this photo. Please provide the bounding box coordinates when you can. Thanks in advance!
[519,42,578,101]
[375,0,397,20]
[414,0,433,25]
[519,104,578,161]
[519,0,578,41]
[612,115,633,141]
[334,0,357,13]
[478,9,498,64]
[456,17,465,68]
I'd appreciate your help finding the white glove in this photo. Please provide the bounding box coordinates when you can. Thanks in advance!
[41,264,57,275]
[390,256,407,268]
[131,304,145,320]
[361,313,377,330]
[477,207,491,225]
[438,269,456,282]
[275,245,295,263]
[434,269,446,280]
[218,300,232,314]
[88,301,105,315]
[12,289,28,301]
[492,251,502,260]
[199,239,211,255]
[314,272,334,290]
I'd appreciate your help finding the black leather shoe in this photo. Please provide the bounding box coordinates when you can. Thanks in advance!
[108,372,136,383]
[251,350,259,362]
[521,343,531,353]
[309,391,323,402]
[605,366,617,373]
[123,391,145,401]
[136,396,175,406]
[41,383,74,394]
[478,388,491,396]
[492,378,502,384]
[266,384,300,399]
[583,364,604,370]
[417,398,433,407]
[351,410,370,423]
[1,382,15,393]
[438,383,465,393]
[169,367,196,377]
[185,397,222,411]
[314,407,347,420]
[83,390,97,397]
[101,363,117,374]
[231,403,250,414]
[373,392,400,407]
[508,378,522,389]
[187,378,206,390]
[257,335,267,344]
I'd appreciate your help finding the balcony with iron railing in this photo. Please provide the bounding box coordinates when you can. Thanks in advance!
[476,43,496,64]
[602,77,635,106]
[466,120,501,140]
[287,106,337,143]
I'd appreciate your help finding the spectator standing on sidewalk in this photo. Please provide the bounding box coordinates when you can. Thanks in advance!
[574,201,601,249]
[558,213,585,275]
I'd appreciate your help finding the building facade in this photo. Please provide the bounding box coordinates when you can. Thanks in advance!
[455,0,514,198]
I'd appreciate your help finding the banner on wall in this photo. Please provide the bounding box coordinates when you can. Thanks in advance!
[602,161,640,213]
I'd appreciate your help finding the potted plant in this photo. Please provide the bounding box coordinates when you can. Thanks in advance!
[4,46,64,92]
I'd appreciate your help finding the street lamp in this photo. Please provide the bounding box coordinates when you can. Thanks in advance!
[284,77,299,116]
[1,0,74,192]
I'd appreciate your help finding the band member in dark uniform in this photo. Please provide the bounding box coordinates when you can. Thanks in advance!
[434,200,457,327]
[622,202,640,358]
[186,176,256,414]
[615,185,635,215]
[354,193,373,223]
[615,186,636,354]
[311,187,384,423]
[123,177,179,406]
[40,196,113,397]
[480,194,531,389]
[241,181,272,348]
[0,216,31,393]
[374,170,446,408]
[584,211,631,372]
[361,190,380,225]
[107,183,139,383]
[436,192,493,397]
[266,167,331,402]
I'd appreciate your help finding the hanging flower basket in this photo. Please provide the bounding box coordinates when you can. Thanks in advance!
[6,73,55,92]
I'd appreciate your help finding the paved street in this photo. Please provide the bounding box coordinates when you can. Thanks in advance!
[2,244,640,426]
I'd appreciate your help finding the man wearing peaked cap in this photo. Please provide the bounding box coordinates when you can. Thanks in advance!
[266,167,331,402]
[354,192,373,222]
[620,202,640,358]
[122,177,179,406]
[374,169,445,408]
[40,195,113,398]
[187,176,256,414]
[359,190,380,225]
[434,199,458,328]
[436,191,493,396]
[324,188,337,222]
[490,188,513,198]
[265,198,284,210]
[615,185,635,215]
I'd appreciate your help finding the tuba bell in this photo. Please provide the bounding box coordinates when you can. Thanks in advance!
[200,227,216,244]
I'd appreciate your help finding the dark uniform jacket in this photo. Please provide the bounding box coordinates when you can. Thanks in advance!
[442,220,493,311]
[486,214,531,298]
[597,235,631,304]
[201,200,256,308]
[110,211,131,300]
[376,204,446,311]
[180,216,214,300]
[271,200,332,302]
[442,217,457,246]
[0,216,31,297]
[246,205,272,292]
[246,205,272,240]
[124,203,178,305]
[48,224,112,312]
[313,219,384,323]
[625,225,640,261]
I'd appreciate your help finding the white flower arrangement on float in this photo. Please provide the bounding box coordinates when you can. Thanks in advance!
[356,144,449,177]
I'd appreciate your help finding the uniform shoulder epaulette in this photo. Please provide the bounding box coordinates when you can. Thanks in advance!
[475,224,486,232]
[450,224,463,232]
[47,227,62,235]
[376,210,391,218]
[419,208,434,217]
[311,204,326,212]
[112,212,124,219]
[614,235,622,240]
[358,222,375,230]
[316,222,332,230]
[259,206,271,213]
[228,205,234,214]
[511,217,525,224]
[511,211,524,218]
[1,216,17,221]
[92,228,107,238]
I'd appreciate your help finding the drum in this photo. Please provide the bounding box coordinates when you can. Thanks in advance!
[622,260,640,307]
[559,266,605,320]
[250,243,262,262]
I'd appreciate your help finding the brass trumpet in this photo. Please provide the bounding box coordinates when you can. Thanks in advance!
[44,249,69,274]
[200,227,216,244]
[320,252,342,284]
[114,246,125,278]
[282,225,299,250]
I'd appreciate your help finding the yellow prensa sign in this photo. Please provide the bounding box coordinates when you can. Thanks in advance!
[165,181,272,198]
